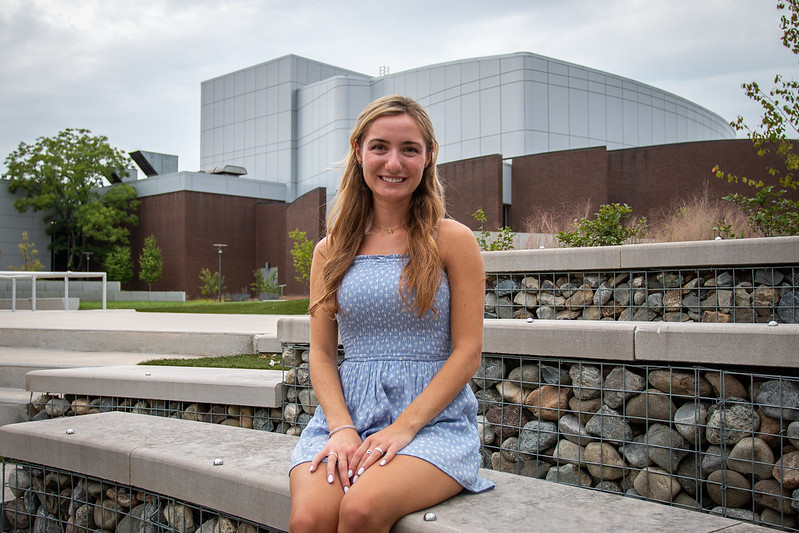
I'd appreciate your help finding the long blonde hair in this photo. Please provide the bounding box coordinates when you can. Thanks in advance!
[310,95,446,318]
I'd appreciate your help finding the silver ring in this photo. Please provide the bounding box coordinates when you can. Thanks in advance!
[374,447,384,455]
[328,452,338,459]
[366,449,372,454]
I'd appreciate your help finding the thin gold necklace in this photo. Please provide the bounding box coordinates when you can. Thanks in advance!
[367,223,405,235]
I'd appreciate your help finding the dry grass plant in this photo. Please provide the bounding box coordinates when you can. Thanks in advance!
[647,185,752,242]
[521,186,752,246]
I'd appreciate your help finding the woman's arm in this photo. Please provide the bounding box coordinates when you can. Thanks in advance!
[353,219,484,471]
[306,240,361,488]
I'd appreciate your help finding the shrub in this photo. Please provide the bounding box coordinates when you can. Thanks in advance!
[556,203,647,247]
[472,209,516,251]
[104,246,134,283]
[199,268,225,298]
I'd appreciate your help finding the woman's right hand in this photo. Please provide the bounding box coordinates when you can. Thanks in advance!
[309,427,361,493]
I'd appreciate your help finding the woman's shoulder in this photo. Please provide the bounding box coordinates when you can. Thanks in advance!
[437,218,480,260]
[437,218,475,243]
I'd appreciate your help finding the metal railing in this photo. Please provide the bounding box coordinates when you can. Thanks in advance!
[0,271,107,311]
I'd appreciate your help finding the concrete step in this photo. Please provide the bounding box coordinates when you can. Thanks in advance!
[0,387,30,427]
[0,363,74,389]
[0,328,258,356]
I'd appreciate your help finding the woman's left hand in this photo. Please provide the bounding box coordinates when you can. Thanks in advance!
[350,423,415,481]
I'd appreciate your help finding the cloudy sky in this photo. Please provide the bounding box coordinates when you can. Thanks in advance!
[0,0,795,175]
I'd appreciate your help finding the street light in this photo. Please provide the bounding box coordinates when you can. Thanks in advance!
[213,244,227,302]
[83,251,93,272]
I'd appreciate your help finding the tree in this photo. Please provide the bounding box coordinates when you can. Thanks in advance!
[10,231,44,271]
[104,245,134,283]
[714,0,799,236]
[2,128,138,269]
[138,234,162,291]
[289,229,314,286]
[199,267,225,298]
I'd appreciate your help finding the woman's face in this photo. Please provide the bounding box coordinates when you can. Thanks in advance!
[356,113,430,205]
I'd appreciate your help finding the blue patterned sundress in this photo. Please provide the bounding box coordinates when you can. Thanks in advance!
[289,254,494,493]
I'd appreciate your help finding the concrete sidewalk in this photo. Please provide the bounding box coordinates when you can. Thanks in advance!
[0,309,282,335]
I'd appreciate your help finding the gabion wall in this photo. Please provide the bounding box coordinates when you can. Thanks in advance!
[485,266,798,324]
[281,345,799,531]
[1,461,282,533]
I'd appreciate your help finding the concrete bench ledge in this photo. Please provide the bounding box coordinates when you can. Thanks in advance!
[25,365,284,408]
[0,412,767,532]
[277,316,799,368]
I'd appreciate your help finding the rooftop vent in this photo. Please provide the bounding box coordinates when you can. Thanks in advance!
[204,165,247,176]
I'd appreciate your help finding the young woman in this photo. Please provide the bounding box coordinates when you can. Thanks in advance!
[288,95,493,533]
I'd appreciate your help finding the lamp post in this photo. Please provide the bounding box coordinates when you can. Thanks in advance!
[213,244,227,302]
[83,251,93,272]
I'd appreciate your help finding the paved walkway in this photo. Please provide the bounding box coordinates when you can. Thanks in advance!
[0,309,282,334]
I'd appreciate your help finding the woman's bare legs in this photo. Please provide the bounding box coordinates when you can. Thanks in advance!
[289,462,344,533]
[337,455,463,533]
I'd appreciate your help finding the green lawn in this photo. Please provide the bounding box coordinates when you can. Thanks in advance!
[139,353,283,369]
[80,298,309,315]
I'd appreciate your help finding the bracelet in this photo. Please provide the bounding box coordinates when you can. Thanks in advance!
[329,424,356,437]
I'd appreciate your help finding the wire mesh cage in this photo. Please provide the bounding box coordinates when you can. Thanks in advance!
[1,461,284,533]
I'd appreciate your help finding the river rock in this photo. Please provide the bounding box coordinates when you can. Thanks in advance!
[496,381,527,404]
[774,451,799,489]
[754,479,796,514]
[779,289,799,323]
[298,388,318,415]
[474,386,502,414]
[552,439,584,466]
[94,500,122,531]
[762,508,797,529]
[603,367,646,408]
[34,507,61,533]
[569,364,603,400]
[707,470,751,508]
[633,467,680,502]
[495,278,521,297]
[7,467,32,497]
[673,402,707,445]
[620,434,652,469]
[473,358,505,388]
[754,287,777,316]
[647,369,712,397]
[513,291,538,309]
[625,389,676,423]
[524,385,571,421]
[45,397,71,417]
[507,363,540,386]
[484,291,497,313]
[485,404,528,439]
[164,503,196,533]
[558,413,595,446]
[704,372,748,399]
[500,436,521,462]
[196,517,236,533]
[569,396,602,424]
[477,415,495,445]
[727,437,775,480]
[584,441,624,480]
[674,454,701,497]
[540,364,571,385]
[585,405,633,443]
[646,424,689,473]
[518,420,558,455]
[706,399,760,445]
[253,408,274,432]
[757,380,799,420]
[545,463,592,487]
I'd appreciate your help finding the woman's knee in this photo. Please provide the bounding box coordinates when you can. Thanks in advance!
[337,492,388,532]
[289,501,337,533]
